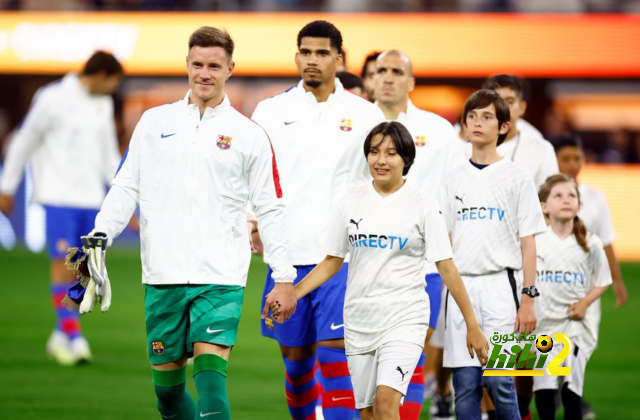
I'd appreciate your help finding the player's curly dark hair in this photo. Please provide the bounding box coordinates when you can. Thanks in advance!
[297,20,343,54]
[461,89,511,145]
[363,121,416,176]
[538,174,590,253]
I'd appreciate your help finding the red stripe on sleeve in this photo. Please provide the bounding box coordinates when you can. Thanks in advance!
[233,106,283,198]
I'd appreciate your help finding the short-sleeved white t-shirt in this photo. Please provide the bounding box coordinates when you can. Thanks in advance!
[578,183,616,246]
[442,159,547,276]
[323,182,453,355]
[534,227,612,359]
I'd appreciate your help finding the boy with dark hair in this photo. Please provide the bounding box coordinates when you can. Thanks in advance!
[474,74,558,188]
[442,89,547,419]
[0,50,124,366]
[254,20,385,420]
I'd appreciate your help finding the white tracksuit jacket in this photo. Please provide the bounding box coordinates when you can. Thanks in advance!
[0,73,120,208]
[94,92,296,286]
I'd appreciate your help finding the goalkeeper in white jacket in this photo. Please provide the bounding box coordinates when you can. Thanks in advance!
[82,26,296,420]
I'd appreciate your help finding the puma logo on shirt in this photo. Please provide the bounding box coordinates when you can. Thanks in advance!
[350,218,363,229]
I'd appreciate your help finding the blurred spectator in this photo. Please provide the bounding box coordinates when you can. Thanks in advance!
[0,109,10,158]
[599,129,635,163]
[360,51,381,102]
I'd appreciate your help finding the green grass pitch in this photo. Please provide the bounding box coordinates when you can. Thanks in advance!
[0,247,638,419]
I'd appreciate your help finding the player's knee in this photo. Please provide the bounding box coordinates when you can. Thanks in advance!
[373,387,401,419]
[154,382,186,407]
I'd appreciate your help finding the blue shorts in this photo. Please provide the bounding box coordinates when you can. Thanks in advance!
[44,205,99,260]
[425,273,443,329]
[261,263,348,347]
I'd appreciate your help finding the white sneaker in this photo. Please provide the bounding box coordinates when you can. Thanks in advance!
[69,336,92,363]
[46,330,76,366]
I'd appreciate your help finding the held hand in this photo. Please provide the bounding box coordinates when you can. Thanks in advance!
[466,325,490,365]
[514,297,536,335]
[0,194,15,215]
[567,300,588,320]
[261,283,297,324]
[613,281,628,309]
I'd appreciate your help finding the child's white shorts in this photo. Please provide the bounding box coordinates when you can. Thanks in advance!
[347,341,423,409]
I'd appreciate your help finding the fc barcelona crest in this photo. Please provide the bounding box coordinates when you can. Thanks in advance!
[340,118,353,132]
[415,135,426,147]
[216,135,232,150]
[152,341,165,355]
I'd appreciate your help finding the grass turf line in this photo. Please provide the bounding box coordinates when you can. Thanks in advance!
[0,248,637,419]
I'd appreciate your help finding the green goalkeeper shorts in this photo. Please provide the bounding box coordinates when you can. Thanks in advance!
[144,284,244,365]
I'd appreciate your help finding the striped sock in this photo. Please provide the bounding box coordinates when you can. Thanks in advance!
[315,359,324,408]
[317,346,355,420]
[283,355,319,420]
[51,283,80,340]
[399,352,425,420]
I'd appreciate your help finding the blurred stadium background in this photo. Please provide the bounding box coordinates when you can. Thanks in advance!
[0,1,639,419]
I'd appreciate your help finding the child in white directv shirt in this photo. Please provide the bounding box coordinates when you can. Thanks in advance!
[533,174,611,420]
[442,89,547,420]
[276,121,488,420]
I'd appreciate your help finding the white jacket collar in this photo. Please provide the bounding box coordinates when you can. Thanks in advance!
[183,90,231,119]
[295,78,344,106]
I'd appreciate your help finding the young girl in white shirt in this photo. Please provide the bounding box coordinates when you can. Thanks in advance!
[533,174,612,420]
[272,121,488,420]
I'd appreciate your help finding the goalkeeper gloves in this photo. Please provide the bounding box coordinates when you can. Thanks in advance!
[61,233,112,314]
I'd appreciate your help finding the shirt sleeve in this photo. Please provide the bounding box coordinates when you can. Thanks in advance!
[444,124,467,171]
[590,190,616,246]
[93,115,143,241]
[534,140,559,189]
[321,204,349,258]
[0,88,51,195]
[440,178,456,234]
[423,201,454,263]
[248,130,296,283]
[517,176,547,238]
[589,235,613,288]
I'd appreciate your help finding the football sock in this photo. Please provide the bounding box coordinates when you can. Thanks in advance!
[315,359,324,407]
[194,354,231,420]
[283,354,319,420]
[52,283,80,339]
[317,346,355,420]
[560,383,582,420]
[152,367,195,420]
[399,352,425,420]
[534,389,556,420]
